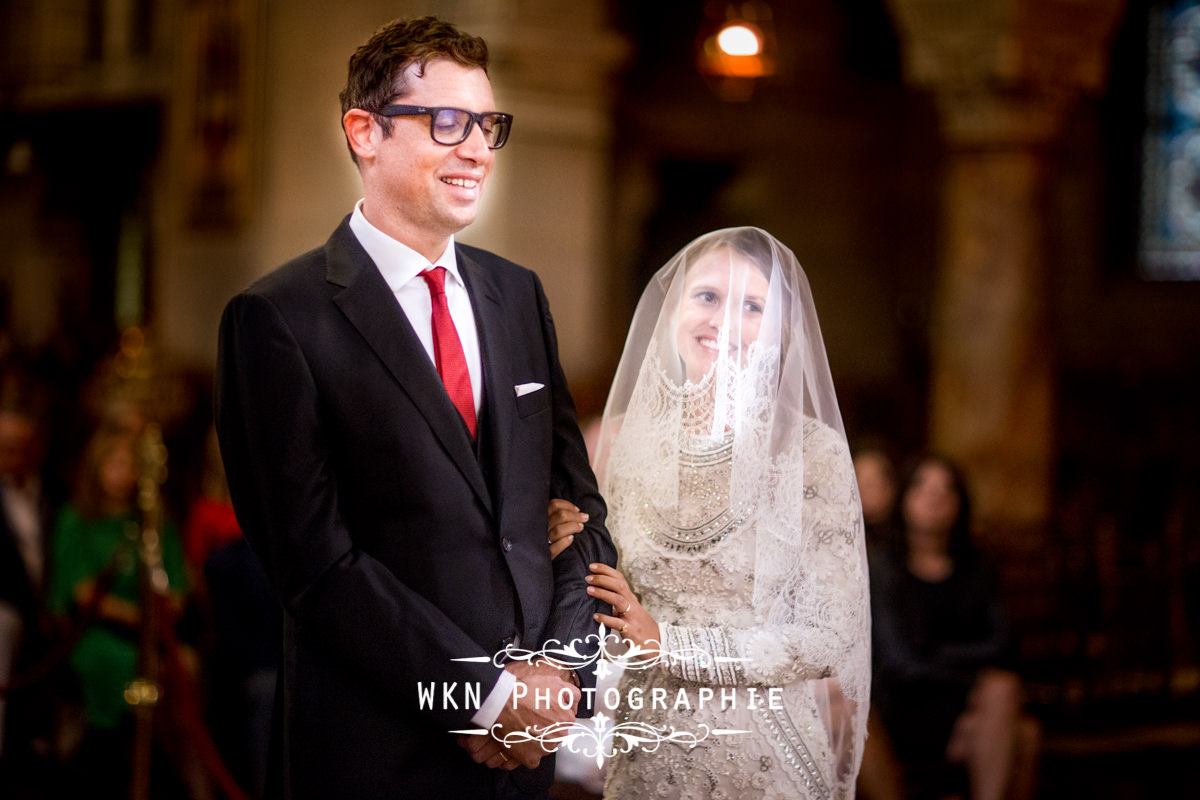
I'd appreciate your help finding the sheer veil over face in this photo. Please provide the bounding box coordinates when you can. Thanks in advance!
[673,245,771,383]
[595,227,870,796]
[596,226,851,476]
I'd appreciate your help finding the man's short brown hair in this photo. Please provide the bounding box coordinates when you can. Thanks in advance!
[339,16,489,161]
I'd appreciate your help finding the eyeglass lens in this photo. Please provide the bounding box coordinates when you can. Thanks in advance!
[432,109,510,148]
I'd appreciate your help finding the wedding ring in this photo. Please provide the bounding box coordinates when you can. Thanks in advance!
[619,623,629,634]
[499,751,509,763]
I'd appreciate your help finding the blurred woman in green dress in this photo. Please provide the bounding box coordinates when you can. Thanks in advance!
[47,429,188,797]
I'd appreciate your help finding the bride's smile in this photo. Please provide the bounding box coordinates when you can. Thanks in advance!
[674,246,770,382]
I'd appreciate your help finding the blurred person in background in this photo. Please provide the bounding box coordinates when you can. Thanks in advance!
[187,424,279,799]
[865,453,1041,800]
[853,443,898,551]
[46,429,190,799]
[0,372,56,794]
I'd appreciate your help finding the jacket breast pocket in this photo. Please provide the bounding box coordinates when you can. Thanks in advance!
[515,386,550,419]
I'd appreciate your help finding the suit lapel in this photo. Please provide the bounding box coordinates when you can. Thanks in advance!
[325,222,492,514]
[459,247,515,516]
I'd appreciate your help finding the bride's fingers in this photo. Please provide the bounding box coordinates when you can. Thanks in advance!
[586,574,629,598]
[548,520,579,559]
[548,500,588,529]
[588,563,630,591]
[595,611,643,640]
[594,611,626,631]
[548,510,586,531]
[548,523,577,543]
[548,516,586,553]
[548,502,586,560]
[549,535,573,559]
[593,612,657,651]
[586,584,624,607]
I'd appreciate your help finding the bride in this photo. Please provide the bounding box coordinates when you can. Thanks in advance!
[550,227,870,799]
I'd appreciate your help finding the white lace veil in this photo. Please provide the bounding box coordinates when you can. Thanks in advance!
[594,227,870,791]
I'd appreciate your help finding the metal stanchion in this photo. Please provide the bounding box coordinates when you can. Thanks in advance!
[86,328,247,800]
[128,422,169,800]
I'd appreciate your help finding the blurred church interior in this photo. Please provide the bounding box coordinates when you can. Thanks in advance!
[0,0,1198,797]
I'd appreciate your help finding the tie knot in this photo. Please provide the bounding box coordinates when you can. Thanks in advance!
[420,267,448,297]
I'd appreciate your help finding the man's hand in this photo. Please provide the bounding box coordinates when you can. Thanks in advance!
[457,660,581,770]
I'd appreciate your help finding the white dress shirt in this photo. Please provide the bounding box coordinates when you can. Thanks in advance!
[347,203,514,728]
[1,478,42,589]
[349,202,482,416]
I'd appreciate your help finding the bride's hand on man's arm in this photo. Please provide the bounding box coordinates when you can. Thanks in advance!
[587,563,660,656]
[547,498,587,559]
[546,500,661,653]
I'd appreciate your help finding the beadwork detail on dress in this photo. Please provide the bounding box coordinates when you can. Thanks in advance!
[763,706,833,799]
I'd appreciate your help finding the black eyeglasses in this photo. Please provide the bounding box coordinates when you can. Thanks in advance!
[376,105,513,149]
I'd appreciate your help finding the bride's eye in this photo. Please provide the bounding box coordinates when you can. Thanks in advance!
[695,291,718,304]
[744,300,763,314]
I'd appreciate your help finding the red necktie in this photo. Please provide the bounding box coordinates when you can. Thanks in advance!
[419,267,477,438]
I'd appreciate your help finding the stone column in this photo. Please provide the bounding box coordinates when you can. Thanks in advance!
[884,0,1126,538]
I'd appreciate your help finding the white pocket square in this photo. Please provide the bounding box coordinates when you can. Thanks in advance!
[514,382,544,397]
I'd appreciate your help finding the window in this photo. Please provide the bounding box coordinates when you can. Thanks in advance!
[1139,0,1200,279]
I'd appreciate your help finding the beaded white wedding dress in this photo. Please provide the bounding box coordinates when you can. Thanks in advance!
[601,397,866,799]
[592,228,870,800]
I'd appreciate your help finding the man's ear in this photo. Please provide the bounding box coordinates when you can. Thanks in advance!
[343,109,378,162]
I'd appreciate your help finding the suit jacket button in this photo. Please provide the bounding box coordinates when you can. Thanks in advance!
[501,537,513,552]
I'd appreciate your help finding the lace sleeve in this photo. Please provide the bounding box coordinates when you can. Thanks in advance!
[657,618,838,686]
[656,421,868,688]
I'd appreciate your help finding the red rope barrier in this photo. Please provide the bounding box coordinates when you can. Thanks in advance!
[158,595,252,800]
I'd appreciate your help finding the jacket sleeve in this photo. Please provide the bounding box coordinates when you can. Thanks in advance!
[530,273,617,695]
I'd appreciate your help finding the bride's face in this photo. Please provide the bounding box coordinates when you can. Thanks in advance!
[675,247,770,382]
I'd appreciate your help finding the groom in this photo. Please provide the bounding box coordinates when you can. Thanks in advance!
[215,16,614,800]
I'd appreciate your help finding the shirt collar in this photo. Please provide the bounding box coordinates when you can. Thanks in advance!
[349,200,462,293]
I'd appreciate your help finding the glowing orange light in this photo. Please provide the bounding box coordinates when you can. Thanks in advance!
[717,24,761,57]
[695,1,777,100]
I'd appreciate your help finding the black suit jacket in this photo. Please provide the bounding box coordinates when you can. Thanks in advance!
[215,218,615,800]
[0,505,42,624]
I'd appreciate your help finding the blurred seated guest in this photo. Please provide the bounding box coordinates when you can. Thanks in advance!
[204,538,279,800]
[46,429,189,799]
[184,426,243,572]
[188,424,279,799]
[853,443,899,551]
[0,380,56,785]
[866,453,1040,800]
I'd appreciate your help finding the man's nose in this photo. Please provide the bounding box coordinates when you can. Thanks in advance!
[455,121,492,160]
